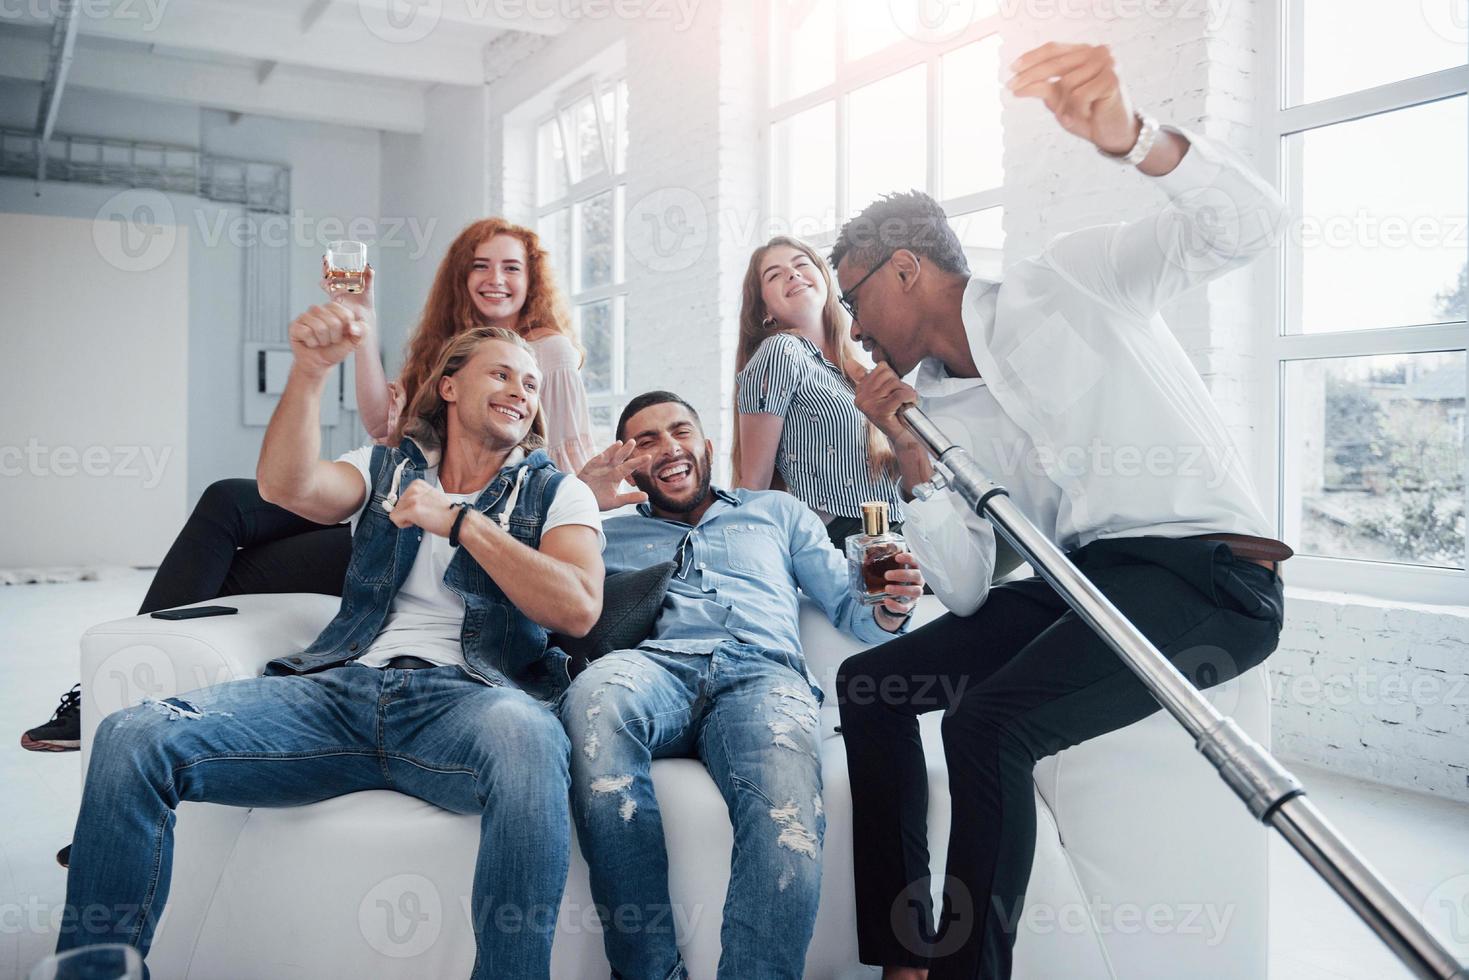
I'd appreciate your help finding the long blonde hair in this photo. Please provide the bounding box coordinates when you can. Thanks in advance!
[395,218,577,441]
[400,326,548,455]
[732,235,895,482]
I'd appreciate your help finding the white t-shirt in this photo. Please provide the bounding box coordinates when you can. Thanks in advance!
[337,445,604,669]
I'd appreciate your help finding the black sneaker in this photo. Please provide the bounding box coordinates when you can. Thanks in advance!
[57,844,71,869]
[22,683,81,752]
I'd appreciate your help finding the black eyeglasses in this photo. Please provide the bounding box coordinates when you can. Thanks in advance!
[838,253,893,323]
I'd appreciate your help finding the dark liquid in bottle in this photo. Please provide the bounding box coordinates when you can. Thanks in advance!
[862,549,903,595]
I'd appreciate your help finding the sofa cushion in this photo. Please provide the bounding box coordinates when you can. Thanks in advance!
[553,561,677,673]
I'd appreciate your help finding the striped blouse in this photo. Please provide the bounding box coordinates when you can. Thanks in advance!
[736,332,905,522]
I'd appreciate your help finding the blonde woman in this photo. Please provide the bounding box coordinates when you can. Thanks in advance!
[732,236,904,549]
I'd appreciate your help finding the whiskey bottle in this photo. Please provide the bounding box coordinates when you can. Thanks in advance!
[845,501,906,606]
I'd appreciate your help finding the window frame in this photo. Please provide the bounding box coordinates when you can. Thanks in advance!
[1258,2,1469,604]
[759,3,1006,254]
[534,74,630,442]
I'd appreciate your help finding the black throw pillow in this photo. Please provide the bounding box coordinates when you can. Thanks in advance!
[552,561,677,676]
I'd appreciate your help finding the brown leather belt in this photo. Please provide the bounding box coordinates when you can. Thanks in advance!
[1191,533,1294,575]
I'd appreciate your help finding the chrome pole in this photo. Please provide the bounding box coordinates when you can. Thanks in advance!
[900,405,1467,980]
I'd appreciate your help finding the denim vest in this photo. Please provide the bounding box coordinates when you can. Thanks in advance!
[266,438,568,687]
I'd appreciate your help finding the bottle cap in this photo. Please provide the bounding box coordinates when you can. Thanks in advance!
[860,501,889,537]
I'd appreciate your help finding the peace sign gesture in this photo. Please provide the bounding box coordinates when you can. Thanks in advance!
[578,440,654,511]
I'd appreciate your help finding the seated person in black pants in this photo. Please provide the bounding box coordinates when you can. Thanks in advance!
[832,42,1291,980]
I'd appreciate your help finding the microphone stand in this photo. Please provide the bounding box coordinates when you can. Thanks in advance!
[900,405,1466,980]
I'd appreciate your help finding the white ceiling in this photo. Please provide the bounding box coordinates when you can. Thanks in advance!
[0,0,566,134]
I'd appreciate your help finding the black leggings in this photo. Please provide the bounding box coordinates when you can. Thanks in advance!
[836,537,1285,979]
[136,479,352,615]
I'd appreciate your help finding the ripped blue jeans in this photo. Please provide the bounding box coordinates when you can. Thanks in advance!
[558,642,826,980]
[57,664,571,979]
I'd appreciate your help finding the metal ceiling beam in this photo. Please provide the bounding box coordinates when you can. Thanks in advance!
[0,32,427,134]
[34,0,82,182]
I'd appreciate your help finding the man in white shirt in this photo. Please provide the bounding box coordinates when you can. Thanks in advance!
[60,315,604,979]
[830,42,1291,980]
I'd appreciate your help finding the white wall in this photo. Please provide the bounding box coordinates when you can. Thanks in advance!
[199,109,384,320]
[0,211,188,566]
[377,83,491,378]
[0,175,252,525]
[189,109,383,471]
[0,83,383,517]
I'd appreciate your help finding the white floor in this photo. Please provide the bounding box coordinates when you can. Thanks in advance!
[3,572,1467,979]
[1267,763,1469,979]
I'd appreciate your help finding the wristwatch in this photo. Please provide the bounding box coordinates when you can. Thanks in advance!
[1098,111,1160,167]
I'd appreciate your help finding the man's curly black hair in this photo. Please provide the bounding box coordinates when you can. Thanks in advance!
[829,190,971,277]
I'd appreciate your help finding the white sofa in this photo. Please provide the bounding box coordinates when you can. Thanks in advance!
[79,593,1271,979]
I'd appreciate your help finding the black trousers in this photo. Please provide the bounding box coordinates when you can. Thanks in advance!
[137,478,352,615]
[836,536,1285,979]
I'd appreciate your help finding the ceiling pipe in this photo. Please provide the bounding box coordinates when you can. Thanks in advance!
[35,0,82,183]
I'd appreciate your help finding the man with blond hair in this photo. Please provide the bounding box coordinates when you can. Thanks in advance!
[60,310,605,979]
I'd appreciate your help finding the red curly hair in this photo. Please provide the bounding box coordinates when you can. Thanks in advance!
[395,218,576,440]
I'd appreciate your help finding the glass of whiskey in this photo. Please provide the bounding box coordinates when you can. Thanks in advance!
[325,240,367,295]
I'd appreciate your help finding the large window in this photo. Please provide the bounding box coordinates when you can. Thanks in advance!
[534,76,629,447]
[1268,1,1467,602]
[763,1,1004,276]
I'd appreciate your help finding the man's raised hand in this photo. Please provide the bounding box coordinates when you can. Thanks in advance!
[1007,42,1138,155]
[578,440,653,511]
[289,303,364,377]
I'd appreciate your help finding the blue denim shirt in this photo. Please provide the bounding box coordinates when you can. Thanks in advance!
[602,487,901,671]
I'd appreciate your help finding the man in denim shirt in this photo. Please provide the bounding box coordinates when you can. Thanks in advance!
[59,314,605,979]
[565,390,924,979]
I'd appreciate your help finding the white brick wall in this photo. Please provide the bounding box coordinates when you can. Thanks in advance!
[622,0,761,482]
[622,4,731,427]
[480,1,762,482]
[1274,591,1469,802]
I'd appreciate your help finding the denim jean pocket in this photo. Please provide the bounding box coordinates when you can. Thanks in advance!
[544,649,573,697]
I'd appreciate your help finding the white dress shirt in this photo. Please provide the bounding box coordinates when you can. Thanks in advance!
[904,126,1286,617]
